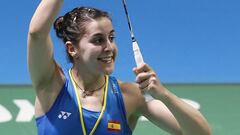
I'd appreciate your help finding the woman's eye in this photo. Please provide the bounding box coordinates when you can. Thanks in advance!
[109,35,115,42]
[92,37,105,44]
[91,34,115,45]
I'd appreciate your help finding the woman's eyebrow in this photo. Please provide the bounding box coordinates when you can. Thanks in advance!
[110,30,115,34]
[91,30,115,38]
[92,33,104,38]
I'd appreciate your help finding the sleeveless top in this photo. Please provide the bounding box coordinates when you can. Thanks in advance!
[35,68,132,135]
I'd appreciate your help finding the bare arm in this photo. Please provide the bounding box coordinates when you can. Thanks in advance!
[142,99,183,135]
[134,64,211,135]
[28,0,65,116]
[27,0,64,89]
[120,82,182,134]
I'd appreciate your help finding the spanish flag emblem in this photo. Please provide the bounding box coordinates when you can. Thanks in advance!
[107,120,121,132]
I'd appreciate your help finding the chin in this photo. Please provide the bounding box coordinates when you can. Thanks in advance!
[104,70,113,75]
[104,67,114,75]
[103,64,114,75]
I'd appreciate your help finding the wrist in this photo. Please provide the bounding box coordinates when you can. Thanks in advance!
[151,86,169,101]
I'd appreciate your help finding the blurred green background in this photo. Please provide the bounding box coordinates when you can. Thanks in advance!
[0,84,239,135]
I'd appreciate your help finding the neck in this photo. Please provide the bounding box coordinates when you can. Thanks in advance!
[71,65,105,92]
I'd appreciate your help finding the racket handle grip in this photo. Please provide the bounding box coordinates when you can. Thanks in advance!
[132,41,154,102]
[132,41,144,67]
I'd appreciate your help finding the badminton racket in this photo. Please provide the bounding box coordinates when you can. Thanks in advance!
[121,0,154,101]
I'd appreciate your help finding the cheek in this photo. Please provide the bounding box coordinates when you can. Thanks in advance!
[113,45,118,60]
[81,47,101,60]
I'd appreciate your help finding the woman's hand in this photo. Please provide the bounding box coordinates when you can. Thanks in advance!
[133,63,166,99]
[133,63,211,135]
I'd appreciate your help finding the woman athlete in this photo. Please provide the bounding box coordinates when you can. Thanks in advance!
[27,0,211,135]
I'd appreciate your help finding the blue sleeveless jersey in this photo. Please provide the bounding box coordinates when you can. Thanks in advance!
[35,68,132,135]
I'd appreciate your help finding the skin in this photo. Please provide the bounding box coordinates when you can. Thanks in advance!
[28,0,211,135]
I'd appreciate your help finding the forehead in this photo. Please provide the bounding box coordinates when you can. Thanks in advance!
[84,17,114,36]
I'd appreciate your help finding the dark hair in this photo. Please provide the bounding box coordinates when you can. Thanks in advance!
[54,7,112,62]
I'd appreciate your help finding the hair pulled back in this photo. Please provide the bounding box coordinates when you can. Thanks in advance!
[53,7,111,62]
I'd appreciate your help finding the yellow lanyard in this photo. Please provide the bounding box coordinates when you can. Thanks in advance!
[69,70,108,135]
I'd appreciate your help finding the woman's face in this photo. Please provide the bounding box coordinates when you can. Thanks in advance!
[75,17,117,75]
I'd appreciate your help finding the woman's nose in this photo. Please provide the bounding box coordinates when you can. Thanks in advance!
[104,40,113,51]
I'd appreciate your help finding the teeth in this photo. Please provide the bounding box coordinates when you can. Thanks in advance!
[101,57,112,61]
[98,56,113,63]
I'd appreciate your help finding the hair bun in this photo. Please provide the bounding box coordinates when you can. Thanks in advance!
[54,16,65,39]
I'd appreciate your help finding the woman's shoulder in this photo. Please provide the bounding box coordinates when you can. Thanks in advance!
[117,80,146,113]
[117,80,143,97]
[118,80,139,95]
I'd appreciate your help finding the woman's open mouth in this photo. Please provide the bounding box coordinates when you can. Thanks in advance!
[97,56,113,64]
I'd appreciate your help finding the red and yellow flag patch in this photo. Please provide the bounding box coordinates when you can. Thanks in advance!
[107,120,121,132]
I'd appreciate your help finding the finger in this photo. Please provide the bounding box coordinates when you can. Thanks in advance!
[149,75,158,86]
[135,72,152,83]
[139,74,158,89]
[132,67,138,75]
[136,71,157,83]
[139,75,159,94]
[135,63,152,74]
[150,72,157,77]
[141,85,149,94]
[138,78,150,89]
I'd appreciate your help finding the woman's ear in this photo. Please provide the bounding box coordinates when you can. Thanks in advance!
[65,41,78,58]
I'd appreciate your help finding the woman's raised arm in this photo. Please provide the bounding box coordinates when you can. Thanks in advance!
[27,0,64,89]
